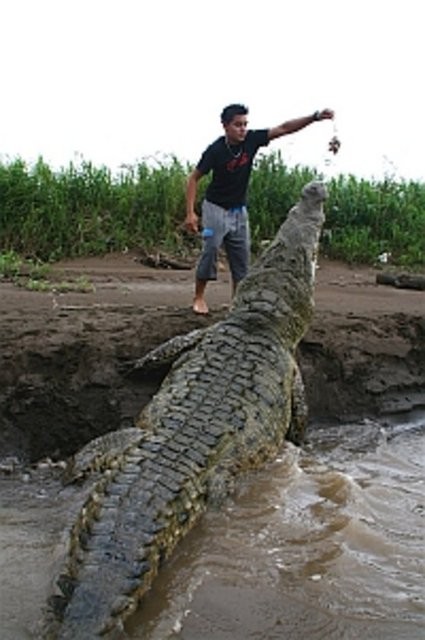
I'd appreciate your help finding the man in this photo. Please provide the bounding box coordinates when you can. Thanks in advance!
[185,103,334,314]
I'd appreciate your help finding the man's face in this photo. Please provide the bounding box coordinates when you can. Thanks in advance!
[224,114,248,144]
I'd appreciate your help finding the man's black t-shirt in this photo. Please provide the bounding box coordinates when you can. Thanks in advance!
[196,129,269,209]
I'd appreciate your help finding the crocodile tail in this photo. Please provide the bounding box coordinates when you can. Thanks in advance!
[42,434,207,639]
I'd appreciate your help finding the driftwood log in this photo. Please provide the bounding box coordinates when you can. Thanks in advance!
[138,249,194,270]
[376,272,425,291]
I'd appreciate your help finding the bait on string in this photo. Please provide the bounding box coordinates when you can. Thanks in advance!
[323,118,341,170]
[328,118,341,155]
[319,118,341,256]
[319,117,342,188]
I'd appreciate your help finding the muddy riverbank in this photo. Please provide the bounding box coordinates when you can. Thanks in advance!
[0,253,424,465]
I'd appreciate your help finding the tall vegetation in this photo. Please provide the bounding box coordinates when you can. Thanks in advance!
[0,152,424,267]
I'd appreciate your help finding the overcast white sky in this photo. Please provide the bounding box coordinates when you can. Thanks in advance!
[1,0,424,181]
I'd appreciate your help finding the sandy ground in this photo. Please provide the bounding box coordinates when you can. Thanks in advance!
[3,251,423,315]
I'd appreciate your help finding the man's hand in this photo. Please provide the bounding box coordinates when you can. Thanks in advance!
[185,212,199,234]
[317,108,334,121]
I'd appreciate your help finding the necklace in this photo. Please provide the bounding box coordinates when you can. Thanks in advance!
[225,138,243,159]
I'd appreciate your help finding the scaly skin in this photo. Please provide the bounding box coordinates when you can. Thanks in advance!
[41,181,327,639]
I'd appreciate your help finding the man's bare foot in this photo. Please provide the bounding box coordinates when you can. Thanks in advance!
[193,297,209,315]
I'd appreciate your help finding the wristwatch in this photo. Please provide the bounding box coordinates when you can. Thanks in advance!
[313,110,321,121]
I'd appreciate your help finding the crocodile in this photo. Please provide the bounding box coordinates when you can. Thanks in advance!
[41,180,327,639]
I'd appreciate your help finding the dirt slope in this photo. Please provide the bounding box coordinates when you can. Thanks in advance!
[0,254,424,463]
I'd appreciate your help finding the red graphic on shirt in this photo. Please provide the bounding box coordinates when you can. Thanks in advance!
[226,152,249,172]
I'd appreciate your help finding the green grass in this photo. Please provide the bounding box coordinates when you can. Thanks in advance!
[0,249,94,292]
[0,152,424,269]
[22,274,94,293]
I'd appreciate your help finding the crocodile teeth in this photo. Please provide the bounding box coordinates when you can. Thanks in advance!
[57,573,76,598]
[110,595,134,617]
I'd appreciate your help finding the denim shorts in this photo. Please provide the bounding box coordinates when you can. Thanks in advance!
[196,199,250,283]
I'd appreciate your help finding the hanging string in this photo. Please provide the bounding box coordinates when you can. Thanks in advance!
[318,118,342,259]
[321,118,341,180]
[328,117,341,155]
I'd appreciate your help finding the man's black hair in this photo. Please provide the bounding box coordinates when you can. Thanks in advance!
[220,104,249,125]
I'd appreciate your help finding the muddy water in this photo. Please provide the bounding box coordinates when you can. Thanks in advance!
[126,415,425,640]
[0,467,88,639]
[0,415,424,640]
